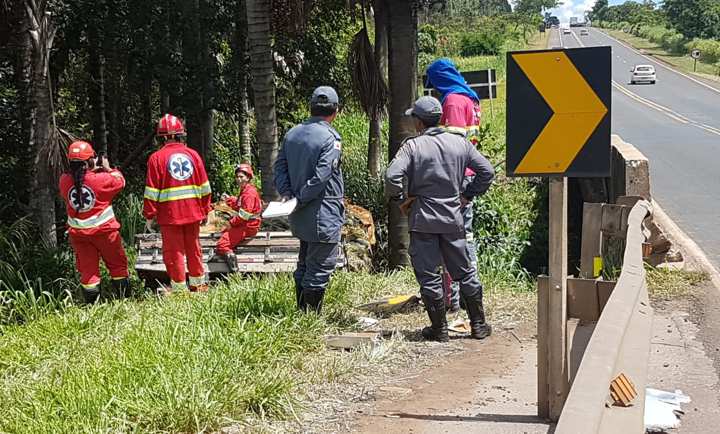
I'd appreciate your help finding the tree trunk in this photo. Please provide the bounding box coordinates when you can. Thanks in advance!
[247,0,278,201]
[368,0,388,177]
[386,0,417,268]
[87,25,108,156]
[374,0,389,83]
[239,88,252,161]
[181,0,213,162]
[367,117,382,177]
[236,0,252,162]
[25,0,58,246]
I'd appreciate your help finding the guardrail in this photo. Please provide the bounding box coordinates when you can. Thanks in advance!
[555,200,653,433]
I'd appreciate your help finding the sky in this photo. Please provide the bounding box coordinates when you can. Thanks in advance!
[548,0,638,24]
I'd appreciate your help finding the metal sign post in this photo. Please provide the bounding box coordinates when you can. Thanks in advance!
[691,49,701,72]
[547,176,569,418]
[506,46,611,421]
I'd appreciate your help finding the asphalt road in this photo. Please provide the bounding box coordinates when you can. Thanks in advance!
[553,28,720,268]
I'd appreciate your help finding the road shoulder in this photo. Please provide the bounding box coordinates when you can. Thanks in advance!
[594,28,720,94]
[351,323,553,434]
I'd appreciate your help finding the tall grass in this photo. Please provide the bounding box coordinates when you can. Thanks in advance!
[0,219,75,325]
[0,270,416,433]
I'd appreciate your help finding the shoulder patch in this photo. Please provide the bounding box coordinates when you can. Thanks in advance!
[333,140,341,150]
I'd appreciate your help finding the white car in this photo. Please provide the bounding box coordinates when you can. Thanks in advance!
[630,64,656,84]
[580,29,589,36]
[563,28,572,34]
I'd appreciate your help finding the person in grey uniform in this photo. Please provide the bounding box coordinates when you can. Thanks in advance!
[273,86,345,313]
[385,96,495,342]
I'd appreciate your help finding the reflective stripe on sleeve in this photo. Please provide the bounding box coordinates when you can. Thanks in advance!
[144,186,160,201]
[235,208,255,220]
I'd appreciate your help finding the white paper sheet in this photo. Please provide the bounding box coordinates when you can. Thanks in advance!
[262,198,298,218]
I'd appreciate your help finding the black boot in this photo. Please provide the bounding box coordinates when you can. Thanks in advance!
[421,295,449,342]
[301,289,324,314]
[295,280,306,311]
[464,291,492,339]
[223,252,238,273]
[83,286,100,304]
[111,278,131,299]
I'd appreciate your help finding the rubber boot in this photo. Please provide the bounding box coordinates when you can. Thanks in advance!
[301,289,324,314]
[83,286,100,304]
[223,252,238,273]
[464,291,492,339]
[421,295,449,342]
[111,278,131,299]
[295,280,306,311]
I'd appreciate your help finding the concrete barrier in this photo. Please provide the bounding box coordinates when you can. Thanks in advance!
[555,200,653,433]
[609,135,651,203]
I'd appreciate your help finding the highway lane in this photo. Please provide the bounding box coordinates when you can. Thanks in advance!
[559,27,720,266]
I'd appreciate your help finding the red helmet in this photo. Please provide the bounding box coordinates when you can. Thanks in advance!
[67,141,96,161]
[156,114,186,137]
[236,163,254,179]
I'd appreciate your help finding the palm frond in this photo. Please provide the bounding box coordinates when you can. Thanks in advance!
[347,8,388,120]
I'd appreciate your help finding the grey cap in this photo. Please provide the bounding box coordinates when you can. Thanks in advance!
[405,96,443,122]
[310,86,339,106]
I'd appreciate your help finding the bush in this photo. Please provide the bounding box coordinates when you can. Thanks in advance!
[686,38,720,64]
[459,31,505,56]
[418,24,438,54]
[663,32,686,53]
[0,219,76,325]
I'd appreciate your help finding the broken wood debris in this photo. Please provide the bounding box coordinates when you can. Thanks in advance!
[609,373,637,407]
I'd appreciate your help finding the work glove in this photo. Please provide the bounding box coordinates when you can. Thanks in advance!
[144,219,155,233]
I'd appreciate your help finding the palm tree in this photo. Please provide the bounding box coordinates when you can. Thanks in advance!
[347,0,388,178]
[24,0,62,246]
[386,0,418,267]
[246,0,279,201]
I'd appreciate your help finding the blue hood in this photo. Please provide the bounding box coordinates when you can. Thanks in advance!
[425,58,479,103]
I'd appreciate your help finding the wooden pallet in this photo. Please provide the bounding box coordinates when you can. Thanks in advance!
[135,231,345,275]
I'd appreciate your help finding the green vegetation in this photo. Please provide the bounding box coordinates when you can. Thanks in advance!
[646,266,708,300]
[0,271,416,433]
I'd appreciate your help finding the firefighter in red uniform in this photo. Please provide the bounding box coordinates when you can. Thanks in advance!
[143,114,212,293]
[59,141,129,303]
[214,163,262,272]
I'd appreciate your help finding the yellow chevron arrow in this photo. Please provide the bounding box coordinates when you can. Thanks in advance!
[512,51,608,174]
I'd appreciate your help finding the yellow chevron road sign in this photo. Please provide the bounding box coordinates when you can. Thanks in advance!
[506,47,611,177]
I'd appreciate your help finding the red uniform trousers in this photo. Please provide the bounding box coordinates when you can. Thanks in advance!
[160,222,205,290]
[215,222,259,255]
[69,230,128,289]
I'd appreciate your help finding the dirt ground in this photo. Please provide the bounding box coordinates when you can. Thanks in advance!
[350,323,554,434]
[648,282,720,434]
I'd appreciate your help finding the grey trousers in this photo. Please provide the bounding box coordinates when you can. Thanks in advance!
[294,241,339,294]
[410,231,483,302]
[446,202,478,309]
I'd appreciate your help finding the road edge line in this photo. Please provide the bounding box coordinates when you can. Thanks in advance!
[651,199,720,291]
[595,29,720,95]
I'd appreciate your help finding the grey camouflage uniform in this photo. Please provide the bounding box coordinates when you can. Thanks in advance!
[385,127,494,302]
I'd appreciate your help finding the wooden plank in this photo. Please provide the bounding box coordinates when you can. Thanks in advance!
[567,278,600,322]
[548,177,569,420]
[325,332,380,350]
[600,204,625,236]
[580,203,604,278]
[597,280,616,315]
[538,275,550,419]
